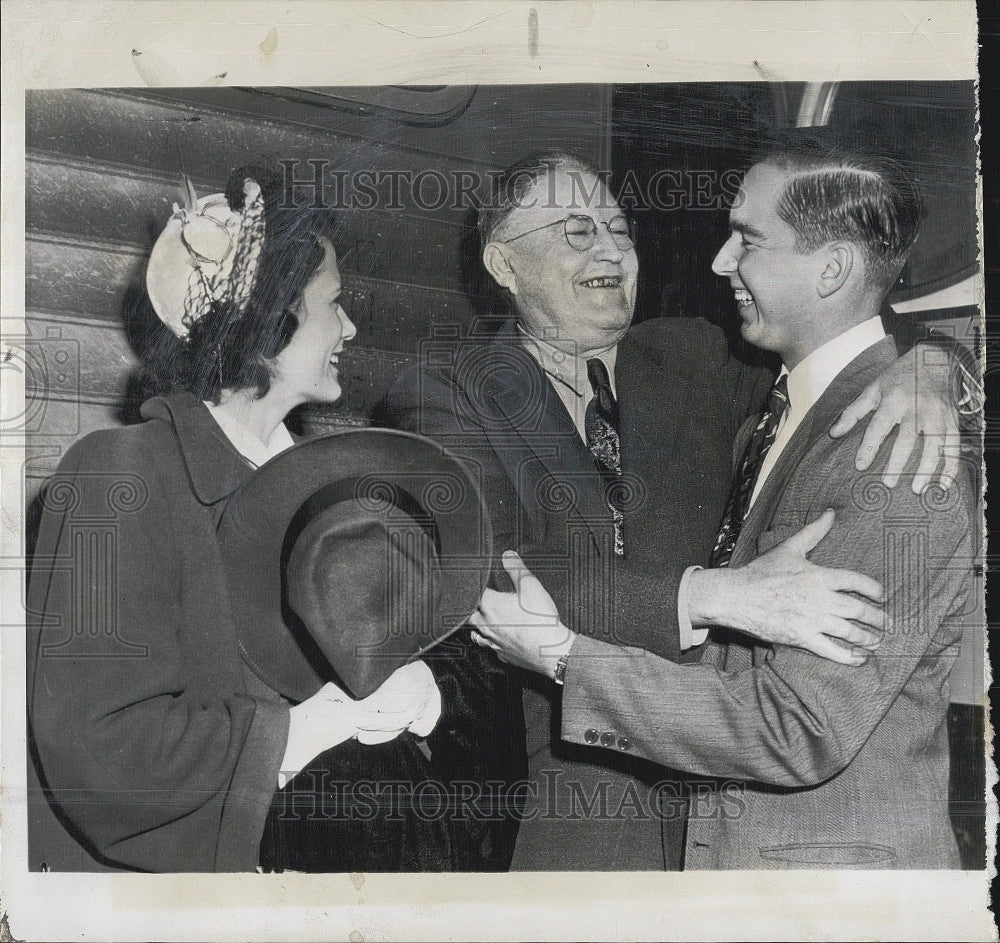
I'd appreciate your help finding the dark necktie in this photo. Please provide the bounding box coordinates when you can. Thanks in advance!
[585,357,625,556]
[710,373,789,568]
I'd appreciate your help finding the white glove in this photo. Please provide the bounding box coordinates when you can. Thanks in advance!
[279,680,408,784]
[354,660,442,742]
[278,664,444,784]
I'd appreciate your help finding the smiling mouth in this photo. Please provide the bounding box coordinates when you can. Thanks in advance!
[581,276,624,288]
[733,287,755,309]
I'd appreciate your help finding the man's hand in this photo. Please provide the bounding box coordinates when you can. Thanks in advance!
[687,510,885,665]
[470,551,576,679]
[829,344,959,493]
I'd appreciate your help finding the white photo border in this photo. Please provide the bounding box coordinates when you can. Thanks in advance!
[1,2,992,941]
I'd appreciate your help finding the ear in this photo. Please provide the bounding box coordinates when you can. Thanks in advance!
[817,243,854,298]
[482,242,518,295]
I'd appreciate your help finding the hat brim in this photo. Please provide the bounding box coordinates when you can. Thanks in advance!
[217,428,493,703]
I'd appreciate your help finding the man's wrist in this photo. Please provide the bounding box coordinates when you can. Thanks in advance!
[952,356,984,419]
[550,630,577,682]
[686,569,723,626]
[919,337,982,418]
[678,565,709,648]
[686,567,738,629]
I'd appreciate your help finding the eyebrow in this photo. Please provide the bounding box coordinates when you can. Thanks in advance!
[731,220,766,241]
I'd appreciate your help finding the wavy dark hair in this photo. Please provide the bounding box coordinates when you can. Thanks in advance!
[150,163,338,402]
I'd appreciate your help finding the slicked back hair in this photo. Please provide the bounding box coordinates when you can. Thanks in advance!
[478,149,604,248]
[758,133,924,294]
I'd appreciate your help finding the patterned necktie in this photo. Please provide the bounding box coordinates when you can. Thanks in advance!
[710,373,789,568]
[585,358,625,556]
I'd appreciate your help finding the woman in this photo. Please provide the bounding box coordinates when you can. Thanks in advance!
[26,165,513,872]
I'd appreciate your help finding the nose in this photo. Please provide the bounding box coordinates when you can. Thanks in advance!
[338,306,358,343]
[712,232,741,277]
[592,222,625,262]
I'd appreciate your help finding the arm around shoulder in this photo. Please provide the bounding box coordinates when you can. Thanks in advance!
[560,439,976,787]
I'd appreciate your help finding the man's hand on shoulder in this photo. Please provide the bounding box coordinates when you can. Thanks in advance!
[687,510,885,665]
[830,343,966,493]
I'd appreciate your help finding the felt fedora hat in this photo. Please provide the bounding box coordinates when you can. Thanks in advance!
[217,429,492,702]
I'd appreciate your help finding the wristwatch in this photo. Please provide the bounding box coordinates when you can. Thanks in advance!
[553,651,570,686]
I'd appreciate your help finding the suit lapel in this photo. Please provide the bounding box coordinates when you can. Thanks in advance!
[730,338,897,567]
[482,323,613,547]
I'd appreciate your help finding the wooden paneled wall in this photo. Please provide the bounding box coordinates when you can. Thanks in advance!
[24,85,611,507]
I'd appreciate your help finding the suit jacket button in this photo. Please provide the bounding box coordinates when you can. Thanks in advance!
[584,728,599,744]
[617,736,631,750]
[600,732,615,747]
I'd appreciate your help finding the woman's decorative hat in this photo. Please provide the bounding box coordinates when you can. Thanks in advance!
[146,176,265,338]
[217,429,493,702]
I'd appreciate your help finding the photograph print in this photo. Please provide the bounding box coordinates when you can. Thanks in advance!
[20,78,985,879]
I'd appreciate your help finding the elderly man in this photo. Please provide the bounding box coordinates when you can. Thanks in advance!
[381,148,964,870]
[473,136,978,869]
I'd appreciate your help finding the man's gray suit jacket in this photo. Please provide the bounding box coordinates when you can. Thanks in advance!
[561,338,976,869]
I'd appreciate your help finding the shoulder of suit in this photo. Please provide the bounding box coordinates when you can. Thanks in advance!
[622,316,729,361]
[795,424,977,531]
[812,338,900,419]
[792,345,977,517]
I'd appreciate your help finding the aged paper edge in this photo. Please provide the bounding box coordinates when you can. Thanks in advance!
[0,1,993,941]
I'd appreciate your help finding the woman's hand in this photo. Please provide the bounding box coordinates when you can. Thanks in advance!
[279,680,394,785]
[278,664,442,784]
[353,660,442,743]
[470,551,576,679]
[830,345,960,493]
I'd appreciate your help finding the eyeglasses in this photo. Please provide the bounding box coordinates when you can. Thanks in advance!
[501,214,635,252]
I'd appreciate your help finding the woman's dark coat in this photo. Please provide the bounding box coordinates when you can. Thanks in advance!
[27,392,521,872]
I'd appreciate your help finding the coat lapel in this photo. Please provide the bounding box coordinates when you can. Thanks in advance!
[730,338,897,568]
[481,323,614,548]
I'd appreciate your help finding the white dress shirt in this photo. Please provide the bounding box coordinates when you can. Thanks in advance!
[677,315,888,649]
[749,316,887,510]
[518,327,617,443]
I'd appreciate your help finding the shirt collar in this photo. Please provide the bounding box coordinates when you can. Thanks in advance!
[204,400,296,469]
[783,316,886,416]
[516,324,618,398]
